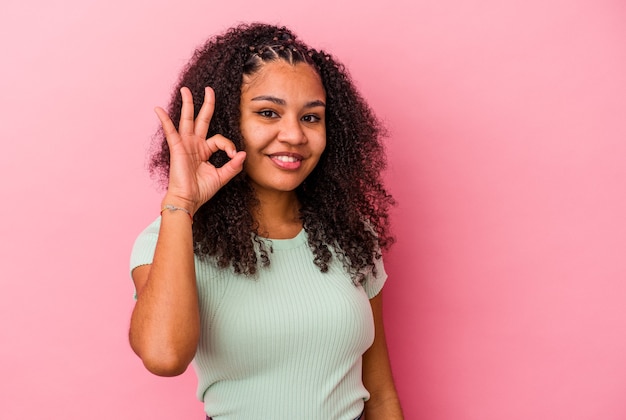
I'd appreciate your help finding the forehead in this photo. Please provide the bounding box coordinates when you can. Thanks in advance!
[241,60,325,98]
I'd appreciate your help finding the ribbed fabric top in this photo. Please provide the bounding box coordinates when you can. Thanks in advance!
[130,217,387,419]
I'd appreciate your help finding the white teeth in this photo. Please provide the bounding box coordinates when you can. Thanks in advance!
[274,155,298,163]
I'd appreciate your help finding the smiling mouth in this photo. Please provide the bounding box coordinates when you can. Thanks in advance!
[273,155,300,163]
[269,153,303,170]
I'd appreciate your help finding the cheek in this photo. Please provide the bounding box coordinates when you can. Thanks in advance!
[239,126,266,151]
[317,134,327,155]
[309,127,326,154]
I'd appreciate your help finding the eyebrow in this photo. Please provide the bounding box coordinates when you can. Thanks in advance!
[250,95,326,108]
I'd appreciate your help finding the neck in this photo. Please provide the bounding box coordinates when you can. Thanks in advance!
[252,189,302,239]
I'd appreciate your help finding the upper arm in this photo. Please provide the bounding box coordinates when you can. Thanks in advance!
[132,264,152,297]
[363,291,404,418]
[363,292,394,392]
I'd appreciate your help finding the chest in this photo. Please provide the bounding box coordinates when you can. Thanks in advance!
[195,246,374,374]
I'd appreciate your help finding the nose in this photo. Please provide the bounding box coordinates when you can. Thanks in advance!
[276,115,307,145]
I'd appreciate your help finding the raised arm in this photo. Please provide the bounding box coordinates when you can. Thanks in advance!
[129,87,246,376]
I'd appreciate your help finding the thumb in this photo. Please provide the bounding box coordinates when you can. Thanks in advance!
[216,151,246,186]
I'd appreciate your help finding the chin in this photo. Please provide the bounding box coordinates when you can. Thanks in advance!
[253,179,306,194]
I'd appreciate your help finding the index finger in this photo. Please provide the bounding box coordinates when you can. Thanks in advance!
[205,134,239,157]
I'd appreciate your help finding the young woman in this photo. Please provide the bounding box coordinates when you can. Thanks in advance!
[129,23,402,419]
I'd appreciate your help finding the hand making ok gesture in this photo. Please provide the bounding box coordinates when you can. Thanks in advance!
[154,86,246,215]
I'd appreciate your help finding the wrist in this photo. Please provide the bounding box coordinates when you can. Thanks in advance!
[160,204,194,224]
[161,194,196,215]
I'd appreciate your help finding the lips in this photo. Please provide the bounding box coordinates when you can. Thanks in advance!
[268,152,303,170]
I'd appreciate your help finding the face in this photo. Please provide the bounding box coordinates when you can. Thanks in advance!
[240,60,326,198]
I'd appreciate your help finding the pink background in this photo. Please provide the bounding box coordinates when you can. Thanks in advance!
[1,0,625,418]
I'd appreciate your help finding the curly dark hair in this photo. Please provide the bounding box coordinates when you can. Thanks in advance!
[149,22,395,283]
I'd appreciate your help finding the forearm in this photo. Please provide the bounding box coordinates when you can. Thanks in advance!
[130,206,200,376]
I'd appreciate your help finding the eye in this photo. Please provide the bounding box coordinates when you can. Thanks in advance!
[301,114,321,123]
[256,110,278,118]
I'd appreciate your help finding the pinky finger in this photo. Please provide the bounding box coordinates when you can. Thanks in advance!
[154,107,180,145]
